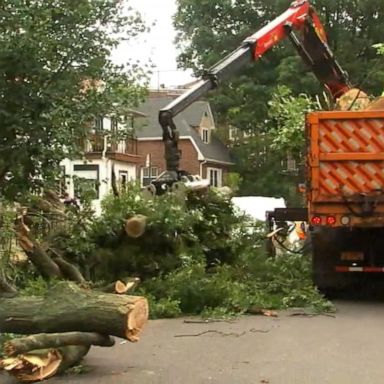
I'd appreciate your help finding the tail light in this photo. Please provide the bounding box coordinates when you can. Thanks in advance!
[326,216,336,225]
[311,216,322,225]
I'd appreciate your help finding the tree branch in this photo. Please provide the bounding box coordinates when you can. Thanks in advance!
[4,332,115,357]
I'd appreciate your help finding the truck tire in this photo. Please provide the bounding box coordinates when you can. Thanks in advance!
[311,227,347,293]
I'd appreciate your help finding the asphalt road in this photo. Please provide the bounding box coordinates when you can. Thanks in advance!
[3,301,384,384]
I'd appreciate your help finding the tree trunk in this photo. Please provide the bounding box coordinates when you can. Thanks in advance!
[0,281,148,342]
[4,332,115,357]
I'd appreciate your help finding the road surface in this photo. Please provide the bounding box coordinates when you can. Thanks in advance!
[3,301,384,384]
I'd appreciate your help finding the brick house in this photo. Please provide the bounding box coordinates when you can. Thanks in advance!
[136,91,233,187]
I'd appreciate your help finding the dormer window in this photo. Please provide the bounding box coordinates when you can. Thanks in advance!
[202,128,209,143]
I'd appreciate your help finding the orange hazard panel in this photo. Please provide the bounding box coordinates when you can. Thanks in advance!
[308,111,384,202]
[319,118,384,154]
[319,160,384,195]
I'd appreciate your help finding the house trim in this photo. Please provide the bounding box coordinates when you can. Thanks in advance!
[85,152,142,163]
[136,137,162,140]
[204,158,234,166]
[206,103,215,129]
[138,136,235,165]
[137,136,205,161]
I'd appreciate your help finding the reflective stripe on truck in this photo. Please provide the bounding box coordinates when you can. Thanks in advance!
[335,266,384,272]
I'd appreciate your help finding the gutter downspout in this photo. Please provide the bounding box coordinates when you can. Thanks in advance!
[102,134,112,199]
[102,134,109,160]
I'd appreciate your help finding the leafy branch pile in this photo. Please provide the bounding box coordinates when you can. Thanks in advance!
[66,184,332,318]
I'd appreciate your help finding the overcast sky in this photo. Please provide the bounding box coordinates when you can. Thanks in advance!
[113,0,194,89]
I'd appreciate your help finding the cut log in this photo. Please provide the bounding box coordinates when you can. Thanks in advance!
[4,332,115,357]
[1,345,90,382]
[335,88,370,111]
[125,215,147,238]
[122,277,140,293]
[0,281,148,342]
[115,277,140,294]
[104,279,137,294]
[98,277,140,294]
[365,96,384,110]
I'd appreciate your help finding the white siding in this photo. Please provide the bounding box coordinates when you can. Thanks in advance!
[60,158,137,215]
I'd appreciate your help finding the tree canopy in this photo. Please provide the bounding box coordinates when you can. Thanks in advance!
[0,0,148,198]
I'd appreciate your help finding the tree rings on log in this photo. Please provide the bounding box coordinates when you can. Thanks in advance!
[124,215,147,238]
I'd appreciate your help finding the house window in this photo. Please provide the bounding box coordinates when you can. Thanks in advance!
[286,152,297,172]
[119,171,128,189]
[111,117,118,133]
[202,128,209,143]
[95,116,104,131]
[73,165,99,199]
[56,166,67,197]
[142,166,158,186]
[207,167,222,187]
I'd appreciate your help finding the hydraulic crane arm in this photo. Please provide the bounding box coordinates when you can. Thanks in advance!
[156,0,351,188]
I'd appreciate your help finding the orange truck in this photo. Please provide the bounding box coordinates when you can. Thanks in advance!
[152,0,383,290]
[307,110,384,290]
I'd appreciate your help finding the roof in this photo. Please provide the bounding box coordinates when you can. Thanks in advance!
[136,95,233,164]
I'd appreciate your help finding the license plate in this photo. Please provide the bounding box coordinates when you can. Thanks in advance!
[340,251,364,261]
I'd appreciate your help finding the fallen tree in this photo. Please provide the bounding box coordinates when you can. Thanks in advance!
[1,200,149,382]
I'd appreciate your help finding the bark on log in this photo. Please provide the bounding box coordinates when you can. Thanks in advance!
[0,281,148,342]
[1,345,90,382]
[4,332,115,357]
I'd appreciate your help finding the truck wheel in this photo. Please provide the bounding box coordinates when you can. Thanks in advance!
[311,227,346,294]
